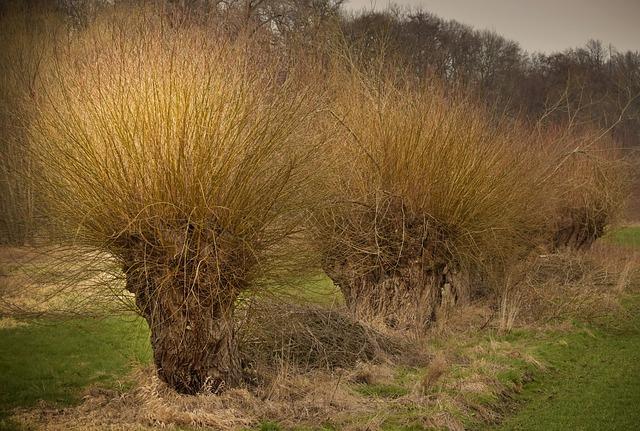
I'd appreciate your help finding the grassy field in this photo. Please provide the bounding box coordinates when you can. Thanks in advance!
[488,227,640,431]
[0,316,150,430]
[0,227,639,430]
[606,226,640,248]
[490,297,640,431]
[6,304,639,431]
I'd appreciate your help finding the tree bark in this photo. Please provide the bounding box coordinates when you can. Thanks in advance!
[124,265,242,395]
[325,258,469,332]
[553,208,607,250]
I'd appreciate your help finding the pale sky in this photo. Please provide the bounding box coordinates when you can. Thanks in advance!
[345,0,640,54]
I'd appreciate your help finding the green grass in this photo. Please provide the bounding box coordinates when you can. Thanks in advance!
[606,226,640,248]
[0,315,151,425]
[274,273,343,306]
[490,297,640,431]
[489,226,640,430]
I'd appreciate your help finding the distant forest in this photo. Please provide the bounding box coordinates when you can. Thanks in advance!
[5,0,640,150]
[341,6,640,149]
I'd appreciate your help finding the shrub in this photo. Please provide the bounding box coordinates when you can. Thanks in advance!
[30,11,323,394]
[312,66,548,331]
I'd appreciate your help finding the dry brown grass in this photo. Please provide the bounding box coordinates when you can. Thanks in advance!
[12,352,375,430]
[417,352,448,393]
[500,242,640,326]
[3,357,476,430]
[0,316,28,329]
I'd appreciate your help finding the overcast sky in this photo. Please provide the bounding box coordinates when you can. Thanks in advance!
[345,0,640,54]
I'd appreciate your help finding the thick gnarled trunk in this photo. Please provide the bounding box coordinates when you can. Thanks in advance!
[553,208,607,250]
[124,266,242,394]
[325,259,469,331]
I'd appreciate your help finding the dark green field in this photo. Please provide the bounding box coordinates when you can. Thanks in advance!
[0,317,150,430]
[491,298,640,431]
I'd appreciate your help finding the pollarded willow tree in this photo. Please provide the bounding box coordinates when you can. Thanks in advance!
[31,12,324,394]
[312,66,549,331]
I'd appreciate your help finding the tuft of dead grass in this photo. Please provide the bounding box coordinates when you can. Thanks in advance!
[417,353,448,393]
[0,316,28,329]
[501,243,640,327]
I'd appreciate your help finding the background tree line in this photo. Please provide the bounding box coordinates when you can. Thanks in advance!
[342,8,640,149]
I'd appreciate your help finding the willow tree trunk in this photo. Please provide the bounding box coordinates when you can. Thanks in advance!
[325,258,469,331]
[124,267,242,395]
[553,208,607,250]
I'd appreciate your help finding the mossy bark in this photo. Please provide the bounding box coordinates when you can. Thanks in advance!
[124,265,242,395]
